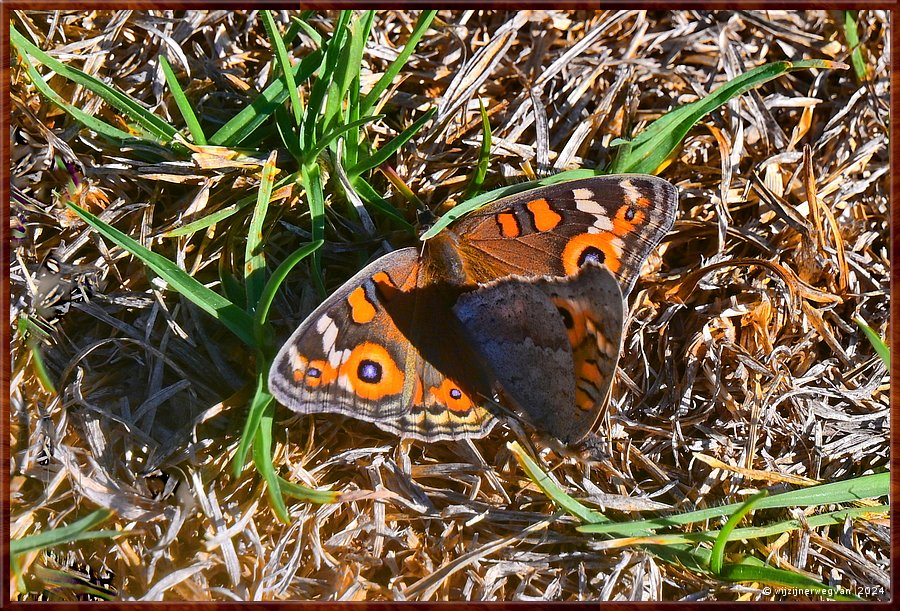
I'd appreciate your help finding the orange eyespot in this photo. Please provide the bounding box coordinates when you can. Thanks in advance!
[562,233,621,276]
[302,359,338,387]
[612,204,645,236]
[553,298,587,346]
[340,342,404,400]
[291,354,310,382]
[429,379,474,414]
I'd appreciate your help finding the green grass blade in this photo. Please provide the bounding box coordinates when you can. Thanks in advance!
[350,175,415,231]
[855,316,889,366]
[300,164,327,298]
[262,10,304,128]
[508,441,608,524]
[718,561,863,601]
[650,544,864,600]
[158,54,207,145]
[343,86,362,168]
[209,48,323,147]
[219,253,246,311]
[163,201,252,238]
[843,11,868,82]
[67,202,256,347]
[163,171,301,238]
[346,107,436,178]
[275,105,305,162]
[278,477,340,504]
[611,59,848,175]
[18,317,56,392]
[291,15,324,46]
[324,80,343,142]
[709,491,767,575]
[12,25,177,142]
[333,11,373,126]
[29,337,56,392]
[578,472,888,535]
[282,14,308,47]
[254,240,323,331]
[29,564,117,600]
[245,152,279,316]
[234,375,273,478]
[310,114,384,160]
[360,10,437,116]
[337,13,371,168]
[252,394,290,523]
[16,48,134,142]
[11,509,116,555]
[302,11,351,148]
[461,99,492,200]
[599,505,885,550]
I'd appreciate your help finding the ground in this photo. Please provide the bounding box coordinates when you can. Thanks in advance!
[9,9,890,601]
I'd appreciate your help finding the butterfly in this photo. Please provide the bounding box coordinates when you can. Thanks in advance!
[268,175,677,443]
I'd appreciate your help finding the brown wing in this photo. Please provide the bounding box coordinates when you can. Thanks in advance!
[268,248,499,441]
[452,262,624,444]
[447,174,677,296]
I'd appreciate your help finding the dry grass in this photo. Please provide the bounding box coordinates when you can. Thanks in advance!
[10,10,890,601]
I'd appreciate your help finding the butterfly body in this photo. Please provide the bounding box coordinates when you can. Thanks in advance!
[268,175,677,443]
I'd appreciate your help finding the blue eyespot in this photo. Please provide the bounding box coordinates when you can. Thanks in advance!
[578,247,604,267]
[358,360,382,383]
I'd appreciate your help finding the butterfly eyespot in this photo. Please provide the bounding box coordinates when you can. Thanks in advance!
[341,342,404,400]
[430,379,474,414]
[300,359,338,387]
[613,204,646,236]
[357,359,382,383]
[562,233,621,276]
[581,246,605,266]
[556,305,575,329]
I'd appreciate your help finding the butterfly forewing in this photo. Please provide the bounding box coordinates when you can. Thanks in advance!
[450,175,677,296]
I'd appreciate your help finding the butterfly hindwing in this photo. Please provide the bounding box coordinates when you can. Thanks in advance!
[453,262,624,443]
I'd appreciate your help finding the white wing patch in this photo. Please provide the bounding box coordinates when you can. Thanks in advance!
[573,188,615,233]
[620,178,642,205]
